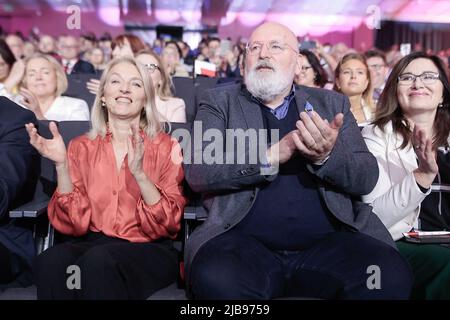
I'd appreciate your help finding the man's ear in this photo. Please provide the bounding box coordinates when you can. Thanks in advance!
[294,54,303,77]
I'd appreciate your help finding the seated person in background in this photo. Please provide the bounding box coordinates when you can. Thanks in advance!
[161,43,190,78]
[362,52,450,299]
[88,47,106,74]
[295,49,328,88]
[18,53,90,121]
[136,49,186,123]
[184,22,413,300]
[59,35,95,75]
[365,50,389,104]
[0,97,38,288]
[28,57,186,300]
[38,35,57,56]
[334,53,375,126]
[5,34,24,60]
[111,34,146,60]
[86,34,146,95]
[0,39,19,95]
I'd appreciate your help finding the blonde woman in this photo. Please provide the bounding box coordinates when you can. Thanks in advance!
[26,57,186,299]
[19,53,89,120]
[136,49,186,122]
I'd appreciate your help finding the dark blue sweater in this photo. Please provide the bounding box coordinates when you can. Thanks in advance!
[235,98,338,250]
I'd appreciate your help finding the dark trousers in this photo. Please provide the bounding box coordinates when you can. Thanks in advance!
[190,230,413,300]
[34,232,178,300]
[0,241,13,284]
[397,241,450,299]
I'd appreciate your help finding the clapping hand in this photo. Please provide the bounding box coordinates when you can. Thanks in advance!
[292,111,344,163]
[127,124,145,179]
[412,125,438,188]
[25,122,67,166]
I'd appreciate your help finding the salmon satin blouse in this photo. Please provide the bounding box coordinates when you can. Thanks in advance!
[48,130,186,242]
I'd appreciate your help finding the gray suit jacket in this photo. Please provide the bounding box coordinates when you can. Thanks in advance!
[184,84,394,283]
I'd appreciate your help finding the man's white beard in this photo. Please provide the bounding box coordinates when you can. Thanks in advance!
[245,59,294,103]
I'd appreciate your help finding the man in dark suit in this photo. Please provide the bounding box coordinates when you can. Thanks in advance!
[0,97,39,287]
[184,22,413,299]
[60,35,95,75]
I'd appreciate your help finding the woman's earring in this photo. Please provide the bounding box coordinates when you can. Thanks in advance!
[101,101,106,108]
[438,102,444,108]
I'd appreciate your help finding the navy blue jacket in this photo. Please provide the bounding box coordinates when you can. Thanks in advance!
[71,59,95,74]
[0,97,39,271]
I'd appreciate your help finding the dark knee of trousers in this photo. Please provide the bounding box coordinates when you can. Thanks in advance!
[190,259,238,299]
[190,254,271,300]
[377,247,413,296]
[75,246,117,279]
[347,246,413,299]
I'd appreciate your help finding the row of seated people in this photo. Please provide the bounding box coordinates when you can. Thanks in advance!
[1,22,450,300]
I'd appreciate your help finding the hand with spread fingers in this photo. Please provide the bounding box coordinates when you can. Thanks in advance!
[25,121,67,165]
[127,123,145,179]
[412,125,438,188]
[292,111,344,164]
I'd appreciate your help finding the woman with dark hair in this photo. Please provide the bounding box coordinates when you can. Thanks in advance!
[0,38,19,94]
[295,49,328,88]
[362,52,450,299]
[334,53,375,126]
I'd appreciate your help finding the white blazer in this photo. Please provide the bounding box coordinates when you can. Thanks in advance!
[44,96,90,121]
[361,122,431,241]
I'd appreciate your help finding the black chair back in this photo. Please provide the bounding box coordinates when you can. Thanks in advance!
[64,73,101,110]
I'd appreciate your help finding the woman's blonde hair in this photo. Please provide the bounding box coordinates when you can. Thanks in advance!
[88,56,166,140]
[136,49,174,101]
[21,53,68,96]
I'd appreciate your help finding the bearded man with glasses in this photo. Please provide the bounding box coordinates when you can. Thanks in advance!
[184,22,413,300]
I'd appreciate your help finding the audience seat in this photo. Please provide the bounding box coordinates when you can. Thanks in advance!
[64,73,101,110]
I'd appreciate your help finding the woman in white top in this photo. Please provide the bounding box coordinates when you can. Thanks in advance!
[19,53,90,121]
[334,53,375,127]
[136,49,186,123]
[362,52,450,299]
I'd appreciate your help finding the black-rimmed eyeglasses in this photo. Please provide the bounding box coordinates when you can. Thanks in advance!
[398,72,440,85]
